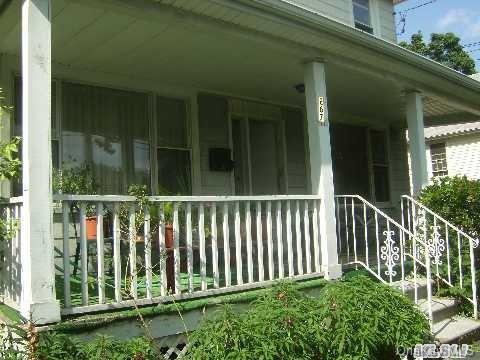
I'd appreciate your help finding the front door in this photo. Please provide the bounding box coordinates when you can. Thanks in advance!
[232,117,283,195]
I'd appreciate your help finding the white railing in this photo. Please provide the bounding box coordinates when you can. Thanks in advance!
[53,194,324,315]
[335,195,436,324]
[401,195,479,319]
[0,197,23,311]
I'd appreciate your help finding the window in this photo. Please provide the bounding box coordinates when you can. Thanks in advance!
[369,130,390,203]
[156,96,191,195]
[430,143,448,178]
[61,82,150,194]
[352,0,373,34]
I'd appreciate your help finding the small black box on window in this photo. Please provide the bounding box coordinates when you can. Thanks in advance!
[209,148,234,172]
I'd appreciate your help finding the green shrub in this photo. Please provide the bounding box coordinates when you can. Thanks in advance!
[419,176,480,238]
[34,333,158,360]
[185,277,431,360]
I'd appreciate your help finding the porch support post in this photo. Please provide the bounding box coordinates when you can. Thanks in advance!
[20,0,60,324]
[304,61,341,280]
[406,91,428,196]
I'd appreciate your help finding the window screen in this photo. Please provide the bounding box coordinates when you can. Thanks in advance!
[353,0,373,33]
[430,143,448,178]
[156,96,191,195]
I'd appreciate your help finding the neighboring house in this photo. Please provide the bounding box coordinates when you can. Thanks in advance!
[425,121,480,181]
[0,0,479,348]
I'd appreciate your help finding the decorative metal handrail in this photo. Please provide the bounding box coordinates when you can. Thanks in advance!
[401,195,478,320]
[336,195,435,324]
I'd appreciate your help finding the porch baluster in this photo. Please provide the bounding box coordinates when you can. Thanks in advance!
[312,200,320,272]
[113,204,122,302]
[199,204,207,291]
[223,203,231,287]
[256,201,264,282]
[276,201,284,278]
[79,203,89,306]
[303,201,311,274]
[144,206,152,299]
[210,204,219,289]
[245,201,253,283]
[62,201,71,308]
[266,201,274,281]
[173,203,180,294]
[234,202,243,285]
[158,204,167,296]
[97,202,106,304]
[295,201,303,276]
[129,204,137,299]
[186,203,194,293]
[286,201,294,277]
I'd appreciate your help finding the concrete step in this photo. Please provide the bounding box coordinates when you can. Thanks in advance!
[393,278,431,301]
[433,316,480,344]
[418,297,459,324]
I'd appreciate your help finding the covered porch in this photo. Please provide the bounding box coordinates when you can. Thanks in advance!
[1,0,480,325]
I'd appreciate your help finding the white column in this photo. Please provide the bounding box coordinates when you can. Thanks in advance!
[21,0,60,324]
[304,61,341,280]
[406,91,428,196]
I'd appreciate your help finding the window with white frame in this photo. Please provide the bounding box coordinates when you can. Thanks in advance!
[352,0,374,34]
[430,142,448,178]
[156,96,191,195]
[369,129,390,203]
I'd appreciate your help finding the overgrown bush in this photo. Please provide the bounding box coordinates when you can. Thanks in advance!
[35,333,158,360]
[419,176,480,238]
[185,276,431,360]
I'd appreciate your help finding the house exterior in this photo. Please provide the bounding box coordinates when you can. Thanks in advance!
[425,121,480,181]
[0,0,479,339]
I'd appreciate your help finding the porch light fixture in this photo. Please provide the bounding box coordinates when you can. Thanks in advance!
[294,83,305,94]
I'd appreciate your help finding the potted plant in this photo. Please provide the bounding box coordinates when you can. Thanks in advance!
[53,163,99,275]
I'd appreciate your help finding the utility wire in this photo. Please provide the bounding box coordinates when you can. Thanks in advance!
[395,0,440,36]
[464,41,480,48]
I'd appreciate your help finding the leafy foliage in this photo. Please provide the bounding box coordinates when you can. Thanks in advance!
[400,32,476,75]
[34,333,159,360]
[0,89,21,182]
[52,164,98,195]
[419,176,480,239]
[186,277,431,360]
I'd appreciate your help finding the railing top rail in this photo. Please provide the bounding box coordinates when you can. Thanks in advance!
[402,195,478,245]
[53,194,323,202]
[0,196,23,204]
[336,194,414,238]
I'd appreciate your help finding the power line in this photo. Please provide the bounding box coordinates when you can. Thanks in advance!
[395,0,440,36]
[464,41,480,48]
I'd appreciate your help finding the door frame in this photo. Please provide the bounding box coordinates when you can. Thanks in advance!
[229,110,288,195]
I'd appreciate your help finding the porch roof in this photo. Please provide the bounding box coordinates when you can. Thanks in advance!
[0,0,479,127]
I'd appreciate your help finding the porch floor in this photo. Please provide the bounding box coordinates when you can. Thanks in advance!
[55,272,215,308]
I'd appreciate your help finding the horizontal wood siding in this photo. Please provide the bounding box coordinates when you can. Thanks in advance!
[198,94,233,195]
[445,134,480,180]
[288,0,352,25]
[377,0,396,43]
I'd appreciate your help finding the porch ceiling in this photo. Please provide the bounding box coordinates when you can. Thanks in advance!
[0,0,477,127]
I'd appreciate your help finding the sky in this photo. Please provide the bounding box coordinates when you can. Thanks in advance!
[394,0,480,70]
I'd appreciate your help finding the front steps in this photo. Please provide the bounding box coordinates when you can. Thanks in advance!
[395,279,480,344]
